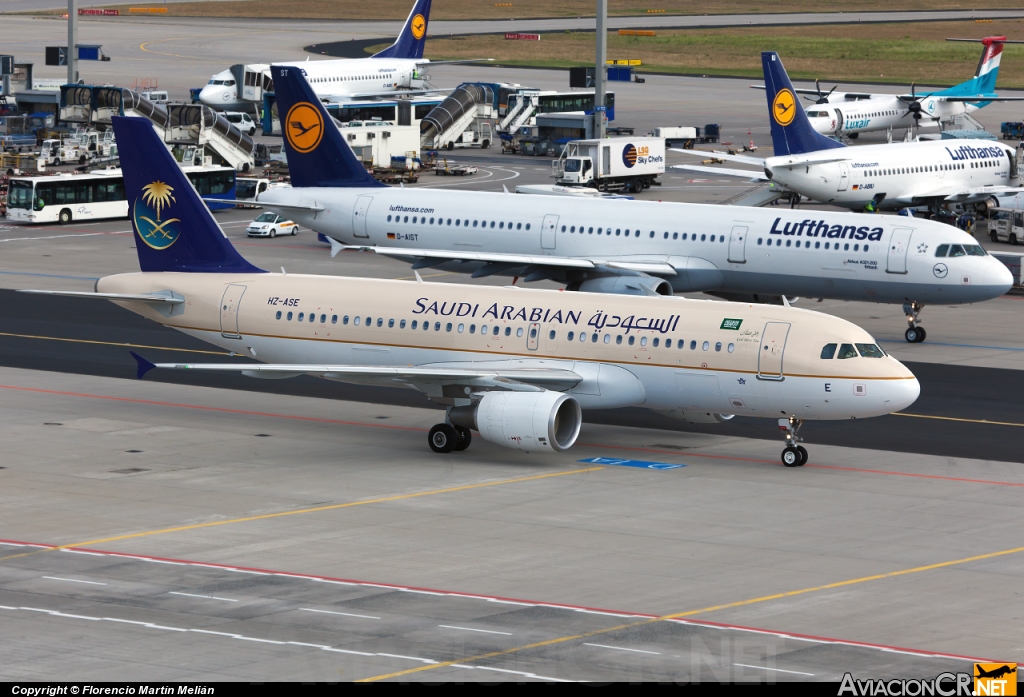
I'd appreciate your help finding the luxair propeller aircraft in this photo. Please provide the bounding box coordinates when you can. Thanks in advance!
[199,0,487,110]
[20,116,921,467]
[753,37,1024,138]
[677,52,1024,219]
[248,64,1011,344]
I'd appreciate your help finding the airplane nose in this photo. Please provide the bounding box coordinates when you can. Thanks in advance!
[886,373,920,414]
[985,258,1014,296]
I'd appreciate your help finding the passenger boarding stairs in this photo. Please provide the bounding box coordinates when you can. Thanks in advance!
[497,90,540,134]
[420,83,496,150]
[60,85,255,172]
[719,181,789,207]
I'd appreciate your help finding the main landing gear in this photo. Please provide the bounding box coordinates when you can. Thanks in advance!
[428,423,472,453]
[903,302,927,343]
[779,416,808,467]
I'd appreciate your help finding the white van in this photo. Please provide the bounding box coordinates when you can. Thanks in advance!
[223,111,257,136]
[140,90,169,104]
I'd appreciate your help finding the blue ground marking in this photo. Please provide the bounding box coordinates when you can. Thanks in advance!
[878,339,1024,352]
[0,270,101,280]
[579,457,686,470]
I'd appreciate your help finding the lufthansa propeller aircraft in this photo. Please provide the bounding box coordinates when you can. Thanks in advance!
[762,37,1024,138]
[198,0,484,110]
[249,64,1012,344]
[677,52,1024,219]
[21,116,921,467]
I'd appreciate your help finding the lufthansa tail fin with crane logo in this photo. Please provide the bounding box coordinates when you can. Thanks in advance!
[371,0,432,60]
[761,52,846,157]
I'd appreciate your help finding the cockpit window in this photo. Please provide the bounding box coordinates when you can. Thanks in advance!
[964,244,986,256]
[947,244,966,257]
[837,343,858,359]
[935,244,949,257]
[856,343,885,358]
[820,343,837,359]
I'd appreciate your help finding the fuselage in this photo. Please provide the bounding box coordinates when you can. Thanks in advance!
[96,273,920,421]
[766,139,1017,211]
[806,95,977,137]
[199,59,422,110]
[259,186,1013,304]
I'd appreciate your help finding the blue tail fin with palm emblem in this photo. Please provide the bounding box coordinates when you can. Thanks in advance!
[371,0,431,59]
[270,64,385,188]
[762,52,846,157]
[111,116,264,274]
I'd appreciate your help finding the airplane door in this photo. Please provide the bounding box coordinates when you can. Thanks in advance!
[527,323,540,351]
[758,322,790,380]
[728,225,748,263]
[220,284,246,339]
[837,162,850,191]
[352,195,372,238]
[541,214,559,249]
[886,227,913,274]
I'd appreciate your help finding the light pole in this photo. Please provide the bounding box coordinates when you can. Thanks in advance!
[594,0,606,139]
[67,0,78,84]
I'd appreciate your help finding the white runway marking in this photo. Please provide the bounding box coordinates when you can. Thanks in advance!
[733,663,815,676]
[168,591,238,602]
[584,642,660,655]
[438,624,513,636]
[42,576,107,586]
[301,608,380,620]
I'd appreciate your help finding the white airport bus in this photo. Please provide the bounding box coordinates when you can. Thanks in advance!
[5,165,237,224]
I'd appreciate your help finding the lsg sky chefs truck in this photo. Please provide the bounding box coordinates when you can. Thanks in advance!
[553,137,664,193]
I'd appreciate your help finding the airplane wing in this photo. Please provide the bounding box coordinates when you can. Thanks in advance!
[890,182,1024,204]
[750,85,875,100]
[924,95,1024,102]
[326,239,679,276]
[418,58,495,66]
[207,198,324,211]
[670,164,769,181]
[329,87,449,100]
[669,148,765,166]
[131,352,581,392]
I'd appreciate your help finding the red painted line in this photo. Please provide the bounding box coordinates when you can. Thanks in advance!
[5,384,1023,487]
[0,537,996,663]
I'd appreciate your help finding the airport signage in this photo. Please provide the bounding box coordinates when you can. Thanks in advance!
[606,59,642,66]
[79,8,119,14]
[505,33,540,41]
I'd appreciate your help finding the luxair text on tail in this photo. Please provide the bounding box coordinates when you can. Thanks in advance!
[110,116,264,274]
[372,0,432,60]
[270,65,384,189]
[936,36,1007,107]
[762,52,845,157]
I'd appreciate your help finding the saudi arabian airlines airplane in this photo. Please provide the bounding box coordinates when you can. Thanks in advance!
[21,116,921,467]
[199,0,484,110]
[248,64,1012,344]
[754,37,1024,138]
[676,52,1024,219]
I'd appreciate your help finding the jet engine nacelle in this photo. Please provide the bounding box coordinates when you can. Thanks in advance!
[450,390,582,453]
[655,409,734,424]
[572,274,672,296]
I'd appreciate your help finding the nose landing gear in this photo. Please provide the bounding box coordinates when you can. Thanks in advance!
[903,301,927,343]
[779,416,808,467]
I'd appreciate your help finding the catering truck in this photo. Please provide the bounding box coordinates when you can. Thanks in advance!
[553,136,664,193]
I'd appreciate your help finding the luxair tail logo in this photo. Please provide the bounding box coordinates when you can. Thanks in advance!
[975,663,1016,696]
[622,143,638,168]
[773,88,797,127]
[285,102,324,154]
[411,13,426,40]
[134,181,180,250]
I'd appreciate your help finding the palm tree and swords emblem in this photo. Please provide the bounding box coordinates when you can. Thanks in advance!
[136,181,182,249]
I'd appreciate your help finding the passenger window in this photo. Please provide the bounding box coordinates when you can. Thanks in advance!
[470,324,476,333]
[948,245,966,257]
[702,341,709,351]
[837,343,858,359]
[446,323,453,332]
[616,335,622,344]
[820,343,837,359]
[604,334,611,344]
[411,320,418,329]
[298,312,305,321]
[856,343,885,358]
[400,319,406,328]
[591,333,598,342]
[310,314,316,323]
[652,337,659,347]
[728,343,735,353]
[482,325,489,335]
[434,322,441,331]
[331,315,338,324]
[276,311,282,320]
[549,330,555,339]
[375,317,382,327]
[458,323,465,333]
[640,337,647,347]
[286,311,293,321]
[388,318,395,328]
[715,342,722,352]
[690,340,696,350]
[628,336,635,346]
[567,331,574,341]
[505,327,511,336]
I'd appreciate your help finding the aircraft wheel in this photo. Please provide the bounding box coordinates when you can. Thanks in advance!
[453,426,472,451]
[782,446,801,467]
[916,327,927,342]
[905,327,922,343]
[429,424,458,453]
[796,446,808,466]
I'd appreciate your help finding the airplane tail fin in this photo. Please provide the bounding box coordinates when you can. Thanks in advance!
[110,116,264,274]
[938,36,1006,100]
[371,0,431,60]
[761,52,845,157]
[270,65,384,189]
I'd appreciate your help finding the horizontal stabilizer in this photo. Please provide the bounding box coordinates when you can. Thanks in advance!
[670,148,765,166]
[18,290,184,304]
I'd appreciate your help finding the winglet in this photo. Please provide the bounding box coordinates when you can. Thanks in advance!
[129,351,157,380]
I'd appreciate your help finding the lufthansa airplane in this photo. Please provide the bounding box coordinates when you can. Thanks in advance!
[22,117,920,467]
[250,65,1012,344]
[199,0,481,110]
[755,37,1024,138]
[676,52,1024,218]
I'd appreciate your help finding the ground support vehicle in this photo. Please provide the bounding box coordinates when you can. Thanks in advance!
[553,136,664,193]
[978,207,1023,244]
[1001,122,1024,139]
[246,212,298,237]
[433,159,477,176]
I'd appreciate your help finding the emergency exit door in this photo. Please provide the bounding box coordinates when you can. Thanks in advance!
[541,214,559,249]
[757,321,791,380]
[886,227,913,274]
[527,323,540,350]
[220,284,246,339]
[352,195,372,238]
[837,162,850,191]
[728,225,748,263]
